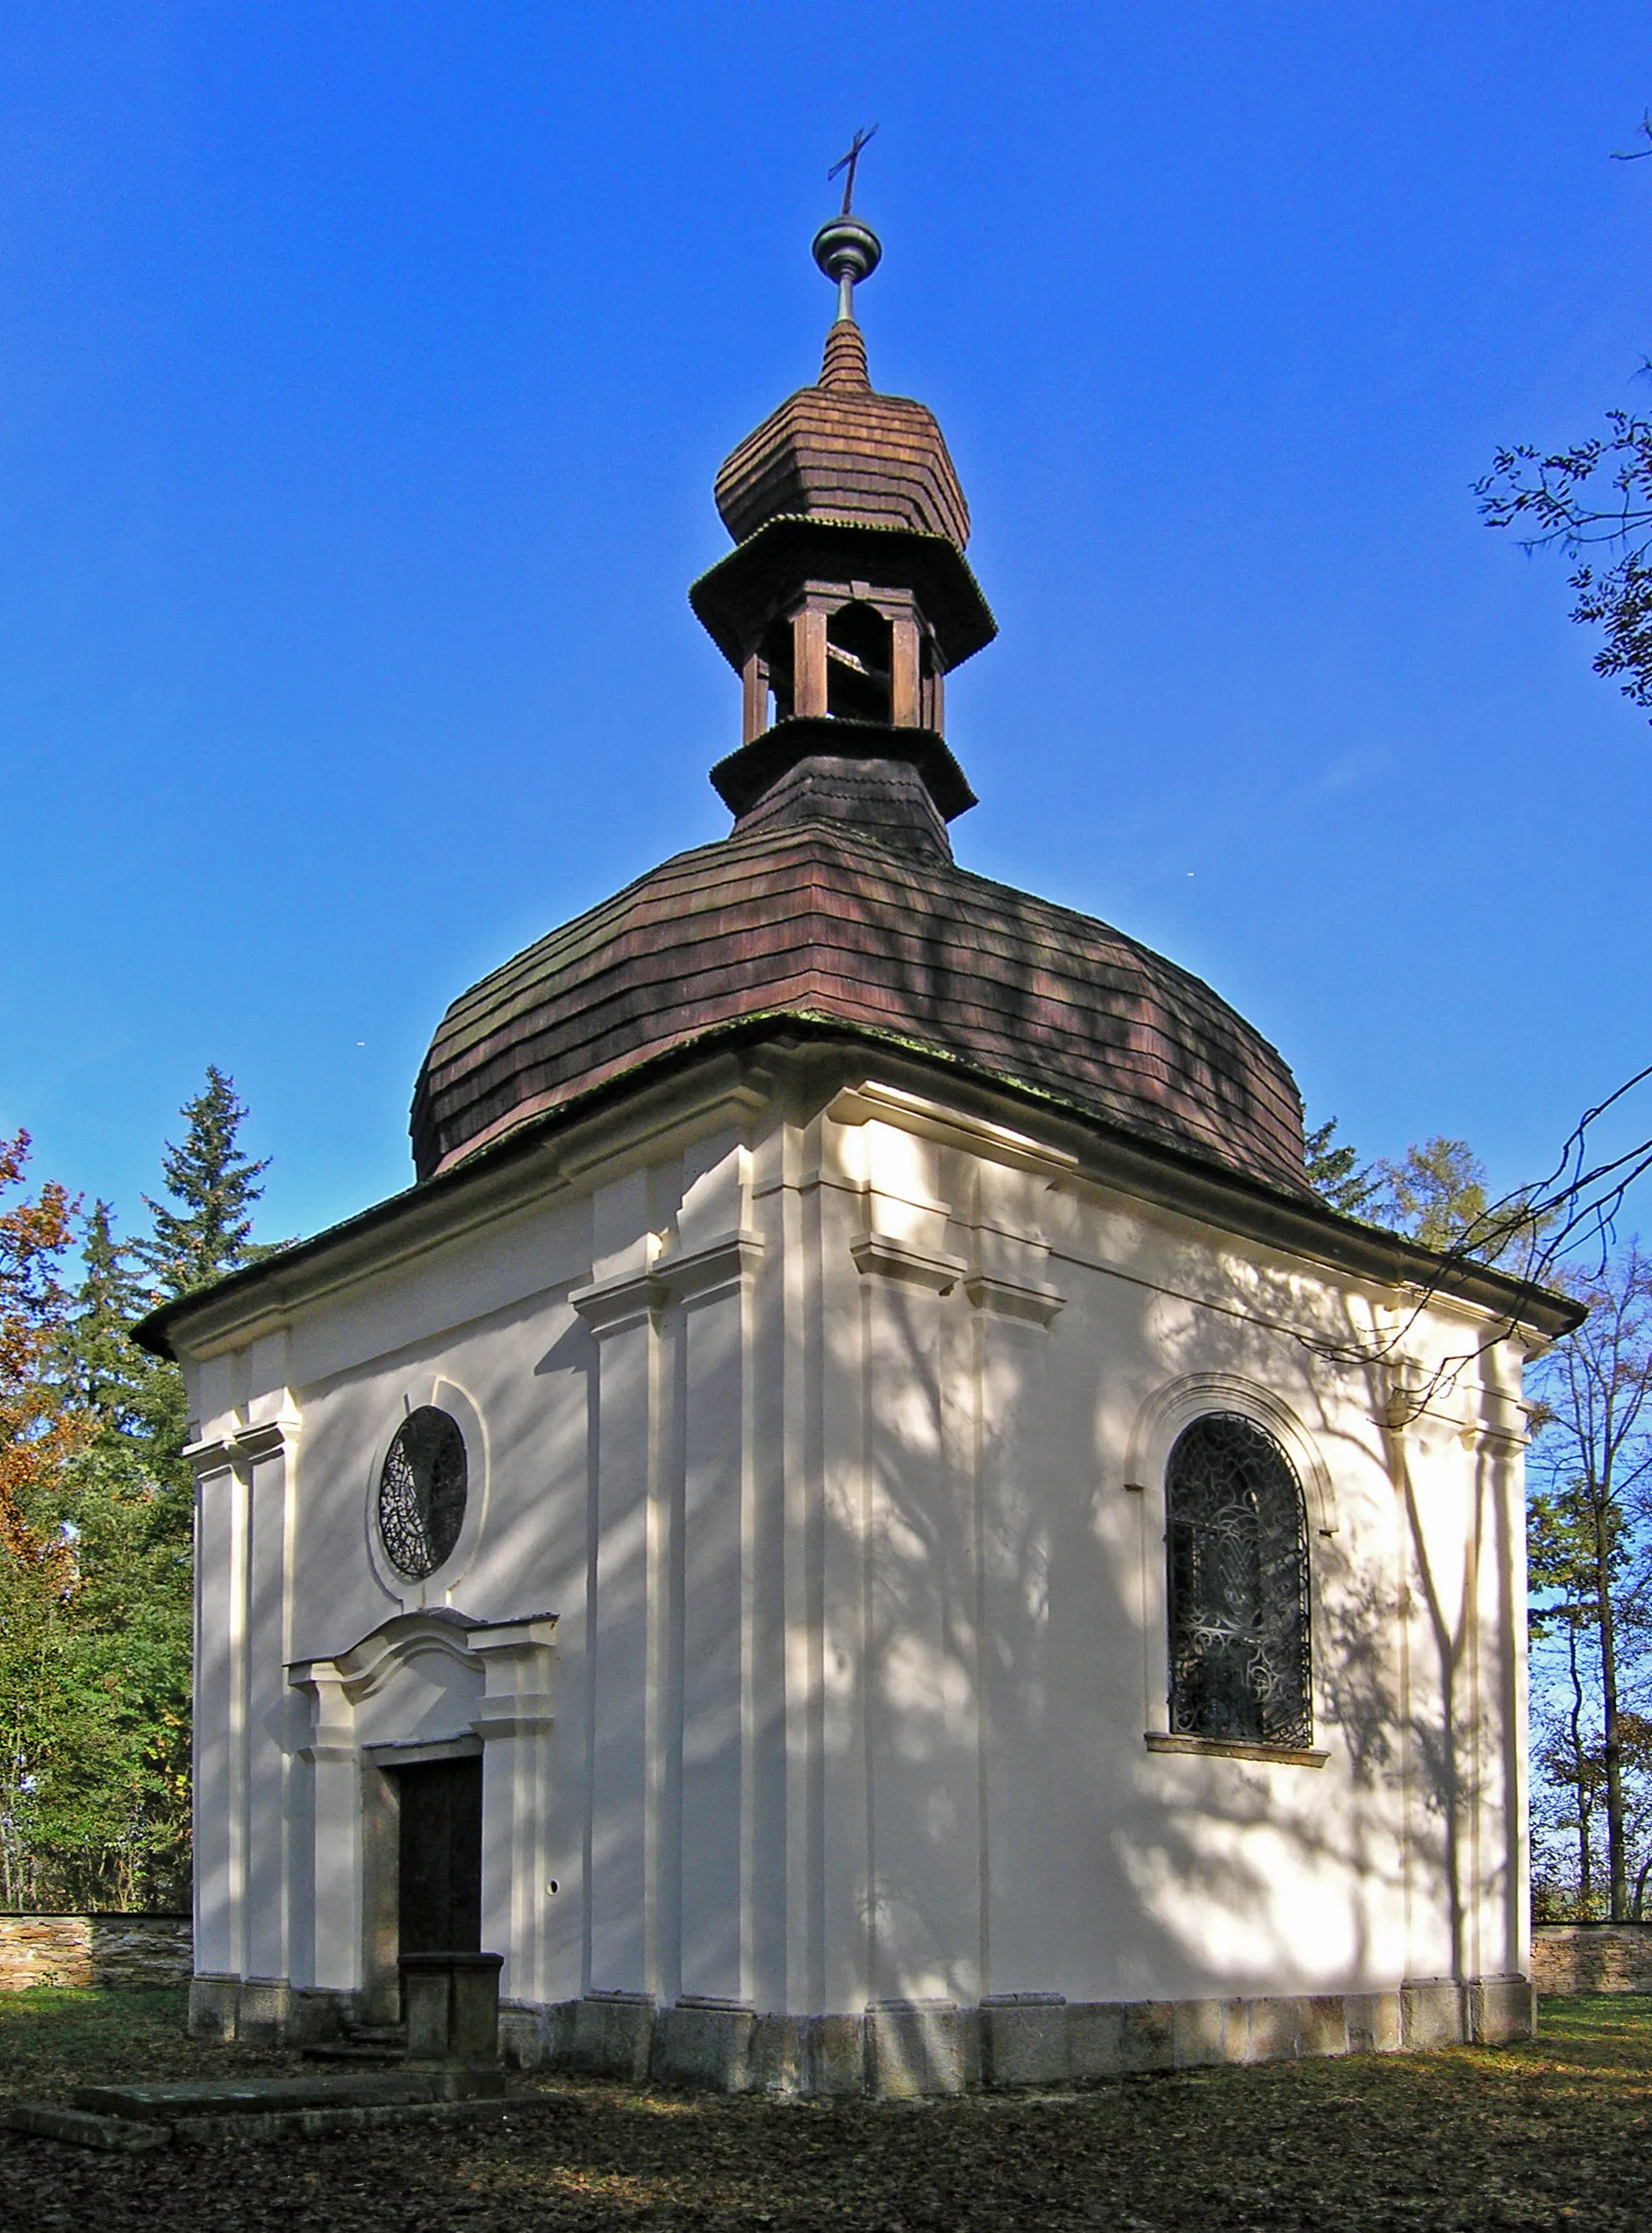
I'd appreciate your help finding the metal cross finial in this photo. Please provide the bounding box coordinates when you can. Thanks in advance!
[827,125,879,216]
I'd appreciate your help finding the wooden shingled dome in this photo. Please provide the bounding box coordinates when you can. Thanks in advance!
[411,233,1311,1205]
[410,818,1310,1195]
[713,320,972,548]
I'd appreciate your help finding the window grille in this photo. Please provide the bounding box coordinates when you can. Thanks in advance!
[378,1406,468,1580]
[1165,1411,1312,1749]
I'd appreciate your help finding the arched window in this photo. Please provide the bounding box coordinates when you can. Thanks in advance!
[1165,1412,1312,1749]
[825,600,892,722]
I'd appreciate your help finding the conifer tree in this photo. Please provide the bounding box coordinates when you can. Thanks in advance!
[2,1076,277,1907]
[45,1072,278,1903]
[60,1203,152,1428]
[136,1066,273,1301]
[1304,1115,1377,1218]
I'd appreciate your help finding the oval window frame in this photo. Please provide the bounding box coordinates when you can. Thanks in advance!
[365,1378,489,1612]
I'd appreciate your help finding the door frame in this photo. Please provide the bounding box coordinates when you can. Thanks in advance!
[361,1734,483,2018]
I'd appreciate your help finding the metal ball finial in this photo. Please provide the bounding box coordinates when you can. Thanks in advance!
[812,215,883,326]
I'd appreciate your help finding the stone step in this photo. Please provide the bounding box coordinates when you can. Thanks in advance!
[302,2041,409,2065]
[74,2068,503,2123]
[2,2102,170,2152]
[303,2020,410,2065]
[7,2090,539,2152]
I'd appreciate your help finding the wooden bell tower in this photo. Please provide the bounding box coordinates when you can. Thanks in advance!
[690,189,996,841]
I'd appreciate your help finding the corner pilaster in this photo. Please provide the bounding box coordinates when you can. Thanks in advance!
[184,1408,302,1996]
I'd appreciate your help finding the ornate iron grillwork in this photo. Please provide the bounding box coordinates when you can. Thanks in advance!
[1166,1412,1312,1749]
[377,1406,468,1580]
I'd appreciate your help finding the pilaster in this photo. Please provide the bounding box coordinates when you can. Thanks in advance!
[847,1138,976,2007]
[962,1168,1065,1996]
[287,1657,364,1994]
[570,1254,663,1996]
[470,1616,561,2007]
[184,1407,302,1991]
[655,1229,766,2005]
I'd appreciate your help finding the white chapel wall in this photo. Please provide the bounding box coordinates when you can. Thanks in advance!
[182,1077,1534,2029]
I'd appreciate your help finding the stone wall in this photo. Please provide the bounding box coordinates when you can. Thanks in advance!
[0,1914,192,1993]
[1531,1924,1652,1995]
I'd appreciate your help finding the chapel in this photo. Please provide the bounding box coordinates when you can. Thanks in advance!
[140,190,1578,2095]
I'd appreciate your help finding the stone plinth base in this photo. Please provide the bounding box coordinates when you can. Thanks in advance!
[399,1952,504,2066]
[182,1972,1533,2093]
[188,1975,350,2045]
[528,1973,1527,2093]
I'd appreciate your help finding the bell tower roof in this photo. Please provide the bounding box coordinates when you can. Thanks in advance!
[690,185,995,861]
[712,312,972,549]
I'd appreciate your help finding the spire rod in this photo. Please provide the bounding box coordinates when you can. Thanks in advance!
[812,132,883,327]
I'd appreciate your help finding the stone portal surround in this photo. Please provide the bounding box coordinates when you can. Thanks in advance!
[0,1914,192,1993]
[190,1977,1534,2094]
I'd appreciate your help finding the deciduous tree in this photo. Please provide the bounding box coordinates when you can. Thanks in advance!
[1479,410,1652,719]
[1526,1245,1652,1918]
[0,1132,82,1567]
[0,1133,87,1904]
[1479,114,1652,719]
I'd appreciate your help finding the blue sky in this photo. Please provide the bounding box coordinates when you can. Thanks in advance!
[3,2,1649,1249]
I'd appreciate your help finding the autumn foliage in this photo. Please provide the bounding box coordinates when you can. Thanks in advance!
[0,1129,87,1576]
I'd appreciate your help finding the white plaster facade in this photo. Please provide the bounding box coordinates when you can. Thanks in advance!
[162,1043,1565,2088]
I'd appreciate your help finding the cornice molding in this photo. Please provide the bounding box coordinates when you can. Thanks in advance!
[962,1270,1065,1327]
[653,1229,766,1306]
[182,1413,301,1473]
[849,1230,968,1295]
[471,1707,557,1741]
[830,1078,1079,1179]
[569,1265,662,1338]
[138,1032,1584,1369]
[140,1056,772,1364]
[572,1233,766,1329]
[469,1614,560,1655]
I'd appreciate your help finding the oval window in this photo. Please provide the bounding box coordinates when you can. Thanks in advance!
[377,1406,468,1579]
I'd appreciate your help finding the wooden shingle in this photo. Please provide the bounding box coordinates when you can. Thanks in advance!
[411,817,1309,1193]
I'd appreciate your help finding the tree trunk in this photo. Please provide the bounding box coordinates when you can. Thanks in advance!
[1568,1619,1593,1913]
[1592,1490,1630,1922]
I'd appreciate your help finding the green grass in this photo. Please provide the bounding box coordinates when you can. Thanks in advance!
[0,1986,302,2101]
[1530,1990,1652,2051]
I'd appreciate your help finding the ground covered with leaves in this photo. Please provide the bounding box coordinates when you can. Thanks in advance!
[2,1988,1649,2230]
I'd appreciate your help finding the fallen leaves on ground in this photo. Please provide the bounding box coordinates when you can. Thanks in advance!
[1,1990,1649,2230]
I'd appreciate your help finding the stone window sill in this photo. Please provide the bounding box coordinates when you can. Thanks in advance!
[1143,1731,1328,1767]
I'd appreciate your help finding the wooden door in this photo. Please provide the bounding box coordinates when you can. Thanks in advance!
[395,1756,483,1956]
